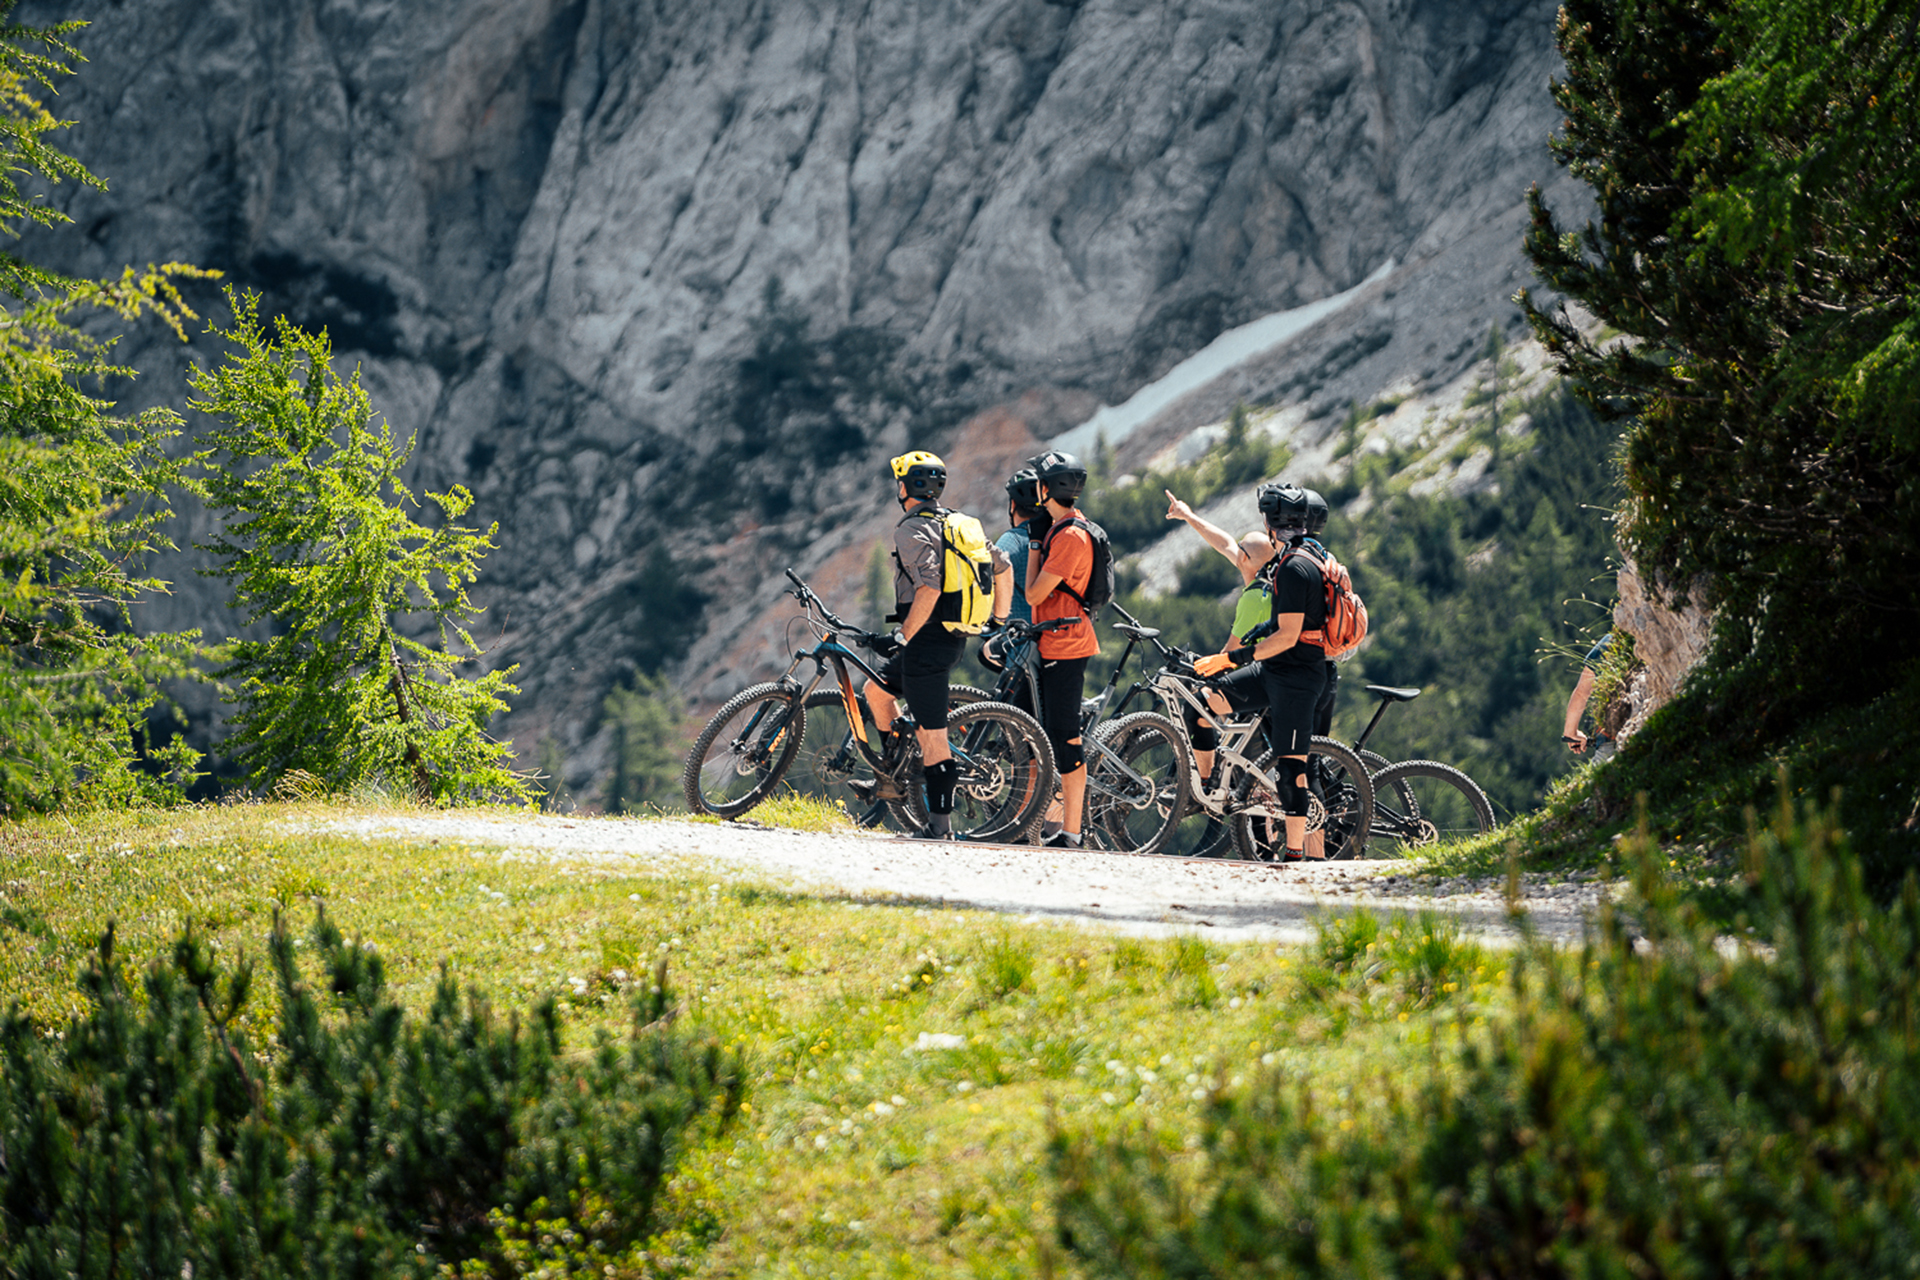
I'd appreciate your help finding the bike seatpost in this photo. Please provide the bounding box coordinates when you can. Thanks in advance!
[1353,690,1395,755]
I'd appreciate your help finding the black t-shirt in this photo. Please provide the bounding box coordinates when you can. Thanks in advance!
[1265,541,1327,669]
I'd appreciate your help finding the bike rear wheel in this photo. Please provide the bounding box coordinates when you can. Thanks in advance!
[682,684,805,818]
[897,700,1055,842]
[1084,712,1191,856]
[1369,760,1495,853]
[1231,738,1375,861]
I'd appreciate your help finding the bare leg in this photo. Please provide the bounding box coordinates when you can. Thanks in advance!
[864,679,897,736]
[918,726,950,766]
[1061,754,1086,835]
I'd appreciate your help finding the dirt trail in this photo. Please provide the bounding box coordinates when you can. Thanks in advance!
[328,813,1614,947]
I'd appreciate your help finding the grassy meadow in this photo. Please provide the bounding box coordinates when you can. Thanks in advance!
[0,800,1503,1279]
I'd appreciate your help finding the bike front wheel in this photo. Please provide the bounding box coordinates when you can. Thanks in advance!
[681,684,806,818]
[1369,760,1495,853]
[1231,738,1375,861]
[1084,712,1192,856]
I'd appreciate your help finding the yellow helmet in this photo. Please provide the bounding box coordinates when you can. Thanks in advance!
[889,451,947,502]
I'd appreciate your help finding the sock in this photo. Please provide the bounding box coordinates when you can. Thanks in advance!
[927,812,952,837]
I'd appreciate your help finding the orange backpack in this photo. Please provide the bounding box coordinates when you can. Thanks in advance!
[1280,540,1369,660]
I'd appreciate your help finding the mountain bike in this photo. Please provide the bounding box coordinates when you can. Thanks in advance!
[681,570,1054,842]
[1340,683,1496,853]
[1099,606,1373,861]
[977,616,1191,856]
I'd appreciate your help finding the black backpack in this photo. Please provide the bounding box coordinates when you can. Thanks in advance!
[1041,512,1116,619]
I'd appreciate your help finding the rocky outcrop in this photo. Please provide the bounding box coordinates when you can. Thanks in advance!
[1613,561,1715,747]
[17,0,1579,796]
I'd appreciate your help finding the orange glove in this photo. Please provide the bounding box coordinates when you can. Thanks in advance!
[1193,651,1236,677]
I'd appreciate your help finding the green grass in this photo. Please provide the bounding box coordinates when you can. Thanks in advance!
[0,802,1504,1279]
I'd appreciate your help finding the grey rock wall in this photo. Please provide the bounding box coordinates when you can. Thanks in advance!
[16,0,1576,797]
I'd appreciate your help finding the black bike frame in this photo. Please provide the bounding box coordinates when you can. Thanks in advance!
[988,620,1160,809]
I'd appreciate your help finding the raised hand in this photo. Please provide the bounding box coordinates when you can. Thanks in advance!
[1165,489,1195,523]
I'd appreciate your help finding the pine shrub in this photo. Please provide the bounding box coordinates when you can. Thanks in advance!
[1052,790,1920,1277]
[0,910,743,1277]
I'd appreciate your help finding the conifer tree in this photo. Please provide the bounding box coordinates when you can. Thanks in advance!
[0,7,211,813]
[192,290,530,803]
[1521,0,1920,629]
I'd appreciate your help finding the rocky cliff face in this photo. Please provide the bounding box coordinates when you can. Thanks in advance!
[17,0,1581,797]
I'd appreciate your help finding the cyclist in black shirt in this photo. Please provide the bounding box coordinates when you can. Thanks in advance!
[1194,482,1329,861]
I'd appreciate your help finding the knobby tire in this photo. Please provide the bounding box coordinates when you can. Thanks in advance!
[1085,711,1192,856]
[681,684,806,818]
[1369,759,1495,852]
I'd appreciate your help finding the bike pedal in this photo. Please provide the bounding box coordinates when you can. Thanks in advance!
[848,776,906,803]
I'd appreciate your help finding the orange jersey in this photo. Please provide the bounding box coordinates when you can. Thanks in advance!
[1034,521,1100,659]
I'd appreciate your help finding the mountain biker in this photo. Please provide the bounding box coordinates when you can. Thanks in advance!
[1164,487,1279,793]
[997,467,1042,630]
[982,466,1074,841]
[862,451,1013,838]
[1194,482,1330,861]
[1024,450,1100,848]
[1561,632,1617,763]
[1298,487,1341,859]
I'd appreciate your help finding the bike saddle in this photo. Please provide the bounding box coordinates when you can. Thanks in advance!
[1365,685,1422,702]
[1114,622,1160,641]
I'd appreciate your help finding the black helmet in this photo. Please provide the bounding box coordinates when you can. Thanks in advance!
[1303,488,1330,536]
[890,450,947,503]
[1257,482,1310,529]
[1005,467,1041,511]
[1030,450,1088,503]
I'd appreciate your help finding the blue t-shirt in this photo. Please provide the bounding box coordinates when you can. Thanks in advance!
[996,525,1033,624]
[1584,633,1613,668]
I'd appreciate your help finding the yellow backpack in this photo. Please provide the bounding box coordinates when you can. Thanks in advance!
[910,508,996,634]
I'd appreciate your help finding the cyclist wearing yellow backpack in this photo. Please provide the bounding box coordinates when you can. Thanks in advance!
[863,451,1013,838]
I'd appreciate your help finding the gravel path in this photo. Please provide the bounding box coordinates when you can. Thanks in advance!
[328,813,1615,947]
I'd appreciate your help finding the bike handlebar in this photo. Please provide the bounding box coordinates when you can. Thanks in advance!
[784,567,891,650]
[997,616,1076,641]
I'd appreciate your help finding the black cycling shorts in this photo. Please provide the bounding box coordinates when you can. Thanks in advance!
[1314,660,1339,738]
[873,628,965,729]
[1183,663,1266,752]
[1260,660,1329,758]
[1036,654,1090,772]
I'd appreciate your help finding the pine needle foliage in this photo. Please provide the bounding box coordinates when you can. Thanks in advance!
[0,7,213,813]
[1051,789,1920,1277]
[192,289,529,803]
[0,908,744,1277]
[1521,0,1920,634]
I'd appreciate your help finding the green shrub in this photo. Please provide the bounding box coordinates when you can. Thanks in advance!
[0,910,743,1277]
[1052,792,1920,1277]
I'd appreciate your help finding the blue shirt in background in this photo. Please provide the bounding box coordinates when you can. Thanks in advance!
[996,524,1033,624]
